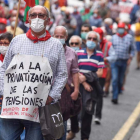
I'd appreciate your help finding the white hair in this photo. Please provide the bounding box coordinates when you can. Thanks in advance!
[69,35,82,45]
[53,26,68,36]
[104,18,113,25]
[86,31,100,42]
[28,5,50,18]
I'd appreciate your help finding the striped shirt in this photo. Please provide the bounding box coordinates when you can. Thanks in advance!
[77,48,104,73]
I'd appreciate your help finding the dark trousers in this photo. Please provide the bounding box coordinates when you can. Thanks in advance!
[81,111,93,140]
[70,115,79,133]
[95,78,105,119]
[70,111,93,140]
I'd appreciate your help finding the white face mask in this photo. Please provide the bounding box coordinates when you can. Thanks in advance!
[58,39,65,45]
[0,46,8,55]
[11,21,16,27]
[30,18,45,32]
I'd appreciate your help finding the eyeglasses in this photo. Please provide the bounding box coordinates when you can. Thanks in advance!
[29,13,47,19]
[70,42,79,45]
[87,37,97,41]
[0,42,9,46]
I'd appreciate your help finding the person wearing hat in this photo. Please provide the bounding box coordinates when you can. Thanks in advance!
[111,22,135,104]
[0,18,7,35]
[94,28,116,124]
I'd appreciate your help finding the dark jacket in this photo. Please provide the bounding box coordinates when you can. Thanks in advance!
[80,72,103,115]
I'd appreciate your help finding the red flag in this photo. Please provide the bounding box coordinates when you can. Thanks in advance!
[24,0,36,7]
[23,0,39,22]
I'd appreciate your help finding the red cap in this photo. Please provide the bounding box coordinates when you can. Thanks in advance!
[94,28,103,39]
[0,18,7,25]
[118,22,125,28]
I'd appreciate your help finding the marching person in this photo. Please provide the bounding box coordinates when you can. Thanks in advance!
[80,24,92,48]
[0,5,68,140]
[58,9,77,45]
[6,17,24,35]
[0,18,7,35]
[53,26,79,140]
[67,31,104,140]
[111,22,135,104]
[94,28,116,124]
[0,32,13,68]
[0,32,13,114]
[66,35,82,140]
[69,35,82,51]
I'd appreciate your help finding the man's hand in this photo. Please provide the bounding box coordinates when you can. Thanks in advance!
[104,58,108,63]
[82,82,93,92]
[127,58,132,65]
[79,73,86,83]
[135,31,140,36]
[71,90,79,101]
[46,96,54,105]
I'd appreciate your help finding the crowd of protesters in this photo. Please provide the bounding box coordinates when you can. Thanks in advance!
[0,0,140,140]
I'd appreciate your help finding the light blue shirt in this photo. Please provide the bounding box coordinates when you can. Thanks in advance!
[111,34,135,60]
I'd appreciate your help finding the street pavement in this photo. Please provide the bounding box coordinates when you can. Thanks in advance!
[73,57,140,140]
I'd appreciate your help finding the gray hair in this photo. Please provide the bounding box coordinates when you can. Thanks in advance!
[53,26,68,36]
[69,35,82,45]
[86,31,100,42]
[28,5,50,18]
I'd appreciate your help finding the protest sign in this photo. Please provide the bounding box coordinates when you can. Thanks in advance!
[0,54,53,122]
[119,2,134,13]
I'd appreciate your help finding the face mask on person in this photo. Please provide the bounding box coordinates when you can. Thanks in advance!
[93,13,98,18]
[117,28,125,34]
[81,32,87,40]
[74,9,77,13]
[71,47,80,51]
[58,39,65,45]
[0,46,8,55]
[86,41,96,50]
[0,24,6,31]
[113,0,117,4]
[61,11,65,16]
[11,21,16,27]
[30,18,45,33]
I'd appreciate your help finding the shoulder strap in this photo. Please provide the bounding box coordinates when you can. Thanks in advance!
[104,42,108,57]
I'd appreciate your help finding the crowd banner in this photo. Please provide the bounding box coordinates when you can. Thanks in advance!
[0,54,53,122]
[119,1,134,13]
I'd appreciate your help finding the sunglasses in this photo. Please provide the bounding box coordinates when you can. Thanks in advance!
[70,42,79,45]
[0,42,9,45]
[88,37,97,41]
[29,13,47,19]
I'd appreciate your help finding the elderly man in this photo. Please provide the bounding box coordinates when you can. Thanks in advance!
[80,24,92,48]
[89,9,103,27]
[53,26,79,140]
[69,35,82,51]
[6,17,24,35]
[0,5,68,140]
[67,31,104,140]
[111,22,135,104]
